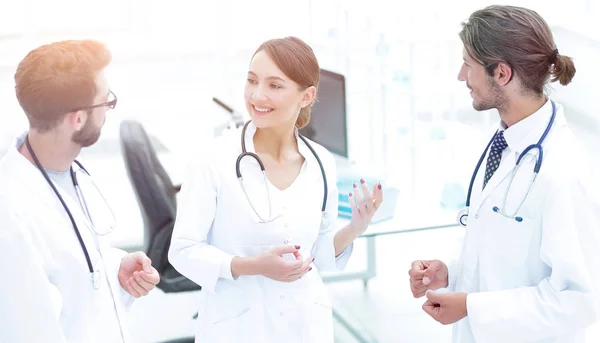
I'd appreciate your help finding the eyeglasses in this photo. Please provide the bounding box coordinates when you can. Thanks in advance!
[86,90,117,110]
[72,90,117,113]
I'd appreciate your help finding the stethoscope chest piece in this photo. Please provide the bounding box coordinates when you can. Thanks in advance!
[92,270,102,290]
[457,208,469,227]
[320,212,330,231]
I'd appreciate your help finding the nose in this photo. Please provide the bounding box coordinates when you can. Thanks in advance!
[457,64,467,82]
[251,87,268,102]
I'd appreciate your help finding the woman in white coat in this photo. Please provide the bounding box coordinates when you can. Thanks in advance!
[408,5,600,343]
[168,36,384,343]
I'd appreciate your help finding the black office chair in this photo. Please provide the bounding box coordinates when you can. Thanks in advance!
[119,120,199,343]
[119,119,201,293]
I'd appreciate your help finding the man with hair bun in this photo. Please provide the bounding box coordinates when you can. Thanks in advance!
[408,5,600,343]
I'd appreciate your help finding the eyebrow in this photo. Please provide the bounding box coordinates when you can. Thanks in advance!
[247,71,286,83]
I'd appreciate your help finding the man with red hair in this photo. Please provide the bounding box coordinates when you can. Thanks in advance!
[0,40,160,342]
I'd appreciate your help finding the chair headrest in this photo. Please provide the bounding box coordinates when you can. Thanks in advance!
[119,120,176,240]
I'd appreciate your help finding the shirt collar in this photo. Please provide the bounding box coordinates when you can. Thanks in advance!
[11,131,32,167]
[10,131,85,173]
[5,132,48,182]
[500,99,554,156]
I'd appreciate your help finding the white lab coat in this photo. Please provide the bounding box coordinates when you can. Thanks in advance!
[169,122,353,343]
[446,100,600,343]
[0,133,134,343]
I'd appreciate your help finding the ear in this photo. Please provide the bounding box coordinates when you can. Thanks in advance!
[494,62,513,86]
[66,110,88,132]
[300,86,317,108]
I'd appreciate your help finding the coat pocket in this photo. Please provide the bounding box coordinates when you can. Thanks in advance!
[303,296,334,343]
[483,203,537,265]
[308,273,333,310]
[197,280,262,343]
[205,281,252,325]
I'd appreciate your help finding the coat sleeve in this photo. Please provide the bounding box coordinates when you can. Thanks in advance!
[0,208,68,343]
[310,152,353,272]
[168,153,236,294]
[443,258,461,292]
[105,247,135,309]
[444,234,467,292]
[466,170,600,342]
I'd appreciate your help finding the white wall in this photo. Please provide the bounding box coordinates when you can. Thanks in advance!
[551,26,600,127]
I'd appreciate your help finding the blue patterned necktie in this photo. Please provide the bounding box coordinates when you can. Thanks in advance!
[483,130,508,189]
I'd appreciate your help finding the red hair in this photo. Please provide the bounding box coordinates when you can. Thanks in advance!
[253,36,320,129]
[14,40,112,132]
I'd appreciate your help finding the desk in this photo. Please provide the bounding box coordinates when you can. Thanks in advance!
[322,213,460,343]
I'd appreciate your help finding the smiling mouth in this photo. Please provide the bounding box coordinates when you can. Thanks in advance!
[252,105,274,114]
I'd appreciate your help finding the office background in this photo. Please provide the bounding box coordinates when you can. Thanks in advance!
[0,0,598,341]
[1,0,598,204]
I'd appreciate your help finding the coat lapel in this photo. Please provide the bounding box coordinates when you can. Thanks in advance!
[9,144,97,237]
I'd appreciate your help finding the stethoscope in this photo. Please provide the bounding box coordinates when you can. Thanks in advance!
[25,136,116,290]
[236,120,330,231]
[457,100,556,226]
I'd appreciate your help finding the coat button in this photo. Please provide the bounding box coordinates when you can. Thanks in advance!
[280,295,284,299]
[284,240,289,244]
[280,312,284,316]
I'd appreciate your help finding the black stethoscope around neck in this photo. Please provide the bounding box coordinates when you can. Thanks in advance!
[25,135,110,289]
[236,120,330,230]
[457,100,556,227]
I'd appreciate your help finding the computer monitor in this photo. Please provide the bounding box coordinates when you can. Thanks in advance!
[300,68,348,158]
